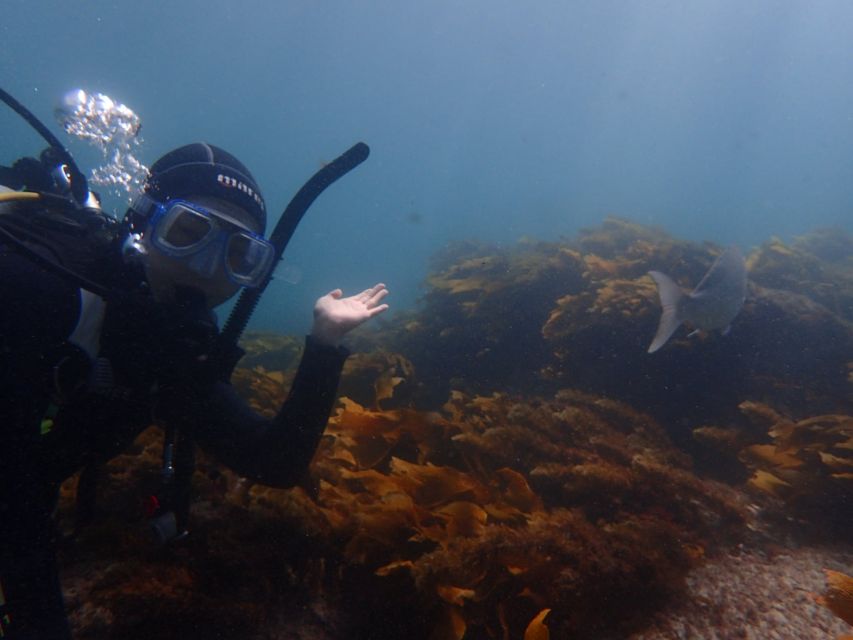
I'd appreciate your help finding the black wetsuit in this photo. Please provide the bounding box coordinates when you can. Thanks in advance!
[0,226,348,638]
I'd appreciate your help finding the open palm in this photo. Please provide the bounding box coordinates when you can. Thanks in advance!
[311,282,389,345]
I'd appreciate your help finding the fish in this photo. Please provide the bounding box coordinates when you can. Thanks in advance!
[647,246,747,353]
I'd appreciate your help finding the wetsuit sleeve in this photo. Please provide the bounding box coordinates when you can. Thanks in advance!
[180,335,349,487]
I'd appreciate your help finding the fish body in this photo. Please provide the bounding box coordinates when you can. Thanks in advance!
[647,246,747,353]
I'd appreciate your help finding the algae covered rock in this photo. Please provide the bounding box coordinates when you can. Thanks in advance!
[381,218,852,433]
[59,218,853,640]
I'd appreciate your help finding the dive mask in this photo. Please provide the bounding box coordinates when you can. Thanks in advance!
[131,194,274,288]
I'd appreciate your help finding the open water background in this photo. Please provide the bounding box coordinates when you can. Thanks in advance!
[3,0,853,332]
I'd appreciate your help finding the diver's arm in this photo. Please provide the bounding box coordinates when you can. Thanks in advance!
[185,335,349,486]
[182,283,387,485]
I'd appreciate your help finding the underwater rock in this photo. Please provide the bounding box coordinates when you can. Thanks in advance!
[748,233,853,322]
[63,377,740,638]
[736,402,853,531]
[383,239,588,406]
[231,336,419,415]
[793,227,853,266]
[338,351,416,410]
[58,219,853,639]
[380,218,852,440]
[294,389,746,638]
[236,331,303,371]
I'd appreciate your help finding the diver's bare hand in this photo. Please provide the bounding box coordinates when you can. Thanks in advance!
[311,283,389,346]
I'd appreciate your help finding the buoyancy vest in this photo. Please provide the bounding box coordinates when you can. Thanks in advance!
[0,189,123,401]
[2,186,230,543]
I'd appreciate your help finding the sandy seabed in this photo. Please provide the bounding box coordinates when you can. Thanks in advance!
[629,544,853,640]
[64,525,853,640]
[239,539,853,640]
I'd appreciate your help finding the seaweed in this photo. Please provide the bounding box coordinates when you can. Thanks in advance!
[237,388,745,639]
[58,218,853,639]
[818,569,853,638]
[380,219,852,438]
[734,402,853,532]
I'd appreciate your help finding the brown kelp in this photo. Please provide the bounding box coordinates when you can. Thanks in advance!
[732,401,853,531]
[818,569,853,638]
[234,385,746,638]
[58,219,853,639]
[383,219,853,437]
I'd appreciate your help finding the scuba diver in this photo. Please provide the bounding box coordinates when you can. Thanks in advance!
[0,91,388,638]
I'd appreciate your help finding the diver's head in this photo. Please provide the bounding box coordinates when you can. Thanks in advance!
[124,143,273,307]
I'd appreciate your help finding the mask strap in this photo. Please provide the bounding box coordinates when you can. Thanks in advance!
[129,193,160,221]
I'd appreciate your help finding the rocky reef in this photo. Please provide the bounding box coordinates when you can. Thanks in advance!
[380,219,852,432]
[59,219,853,639]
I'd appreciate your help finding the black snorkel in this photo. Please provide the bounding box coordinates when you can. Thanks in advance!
[0,87,92,205]
[215,141,370,377]
[153,143,371,544]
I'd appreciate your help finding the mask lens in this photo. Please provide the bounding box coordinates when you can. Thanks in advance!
[226,233,274,285]
[148,199,273,288]
[159,205,214,249]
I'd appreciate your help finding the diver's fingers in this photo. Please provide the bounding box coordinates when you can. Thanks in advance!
[326,288,343,299]
[366,286,389,308]
[366,303,389,318]
[356,282,387,302]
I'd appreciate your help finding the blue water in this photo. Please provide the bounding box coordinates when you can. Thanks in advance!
[3,1,853,333]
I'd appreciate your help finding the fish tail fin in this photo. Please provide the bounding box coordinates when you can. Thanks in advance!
[647,271,685,353]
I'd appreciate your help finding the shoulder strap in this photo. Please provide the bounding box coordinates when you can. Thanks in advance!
[0,193,119,299]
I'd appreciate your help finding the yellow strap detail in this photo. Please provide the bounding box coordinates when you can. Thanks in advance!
[0,191,41,203]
